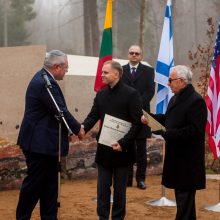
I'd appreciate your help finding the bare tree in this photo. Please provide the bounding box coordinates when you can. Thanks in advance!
[188,17,215,98]
[89,0,100,56]
[83,0,99,56]
[3,0,9,46]
[83,0,92,56]
[139,0,145,52]
[213,0,220,9]
[193,0,198,44]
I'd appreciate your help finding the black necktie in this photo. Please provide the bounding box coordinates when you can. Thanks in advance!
[131,67,136,78]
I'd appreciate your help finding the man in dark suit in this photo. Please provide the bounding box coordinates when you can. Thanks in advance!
[16,50,84,220]
[122,45,155,189]
[82,60,142,220]
[142,65,207,220]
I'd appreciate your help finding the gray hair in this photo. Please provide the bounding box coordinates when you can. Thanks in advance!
[44,50,67,68]
[171,65,193,84]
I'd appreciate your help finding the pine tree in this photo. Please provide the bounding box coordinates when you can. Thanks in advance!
[0,0,36,47]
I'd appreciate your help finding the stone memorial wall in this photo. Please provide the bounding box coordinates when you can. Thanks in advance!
[0,46,161,190]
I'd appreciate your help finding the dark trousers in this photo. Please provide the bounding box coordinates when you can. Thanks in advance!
[16,151,58,220]
[128,139,146,182]
[97,164,129,220]
[175,189,196,220]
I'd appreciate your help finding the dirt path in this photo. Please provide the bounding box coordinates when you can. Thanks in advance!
[0,176,220,220]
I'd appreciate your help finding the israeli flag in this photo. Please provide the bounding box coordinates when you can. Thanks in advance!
[155,0,174,114]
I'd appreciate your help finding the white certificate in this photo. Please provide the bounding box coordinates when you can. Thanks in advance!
[98,114,131,147]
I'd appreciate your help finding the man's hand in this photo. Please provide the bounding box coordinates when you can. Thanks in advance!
[77,125,85,140]
[69,135,75,143]
[141,115,148,125]
[111,143,122,152]
[152,129,165,136]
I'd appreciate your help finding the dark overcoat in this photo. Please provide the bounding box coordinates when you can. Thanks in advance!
[83,80,143,168]
[122,63,155,138]
[17,68,81,156]
[154,84,207,190]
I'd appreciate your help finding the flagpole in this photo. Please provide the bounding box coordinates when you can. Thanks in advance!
[204,20,220,212]
[145,139,176,206]
[92,0,113,204]
[94,0,113,92]
[204,182,220,212]
[146,0,176,207]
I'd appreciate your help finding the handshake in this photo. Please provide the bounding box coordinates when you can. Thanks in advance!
[70,124,122,151]
[69,125,85,142]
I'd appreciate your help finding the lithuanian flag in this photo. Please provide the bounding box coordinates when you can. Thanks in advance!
[94,0,113,92]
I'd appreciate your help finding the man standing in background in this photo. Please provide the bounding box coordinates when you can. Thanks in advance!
[122,45,155,189]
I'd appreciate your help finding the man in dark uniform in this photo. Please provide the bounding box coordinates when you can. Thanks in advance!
[142,65,207,220]
[122,45,155,189]
[16,50,84,220]
[82,60,142,220]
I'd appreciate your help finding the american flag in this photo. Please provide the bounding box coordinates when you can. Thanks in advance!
[206,21,220,159]
[155,0,174,113]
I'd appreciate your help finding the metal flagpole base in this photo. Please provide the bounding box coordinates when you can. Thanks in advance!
[146,196,176,206]
[204,179,220,212]
[204,202,220,212]
[92,195,113,203]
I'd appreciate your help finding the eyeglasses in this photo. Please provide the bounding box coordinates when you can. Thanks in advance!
[168,77,182,83]
[58,64,68,70]
[129,52,140,56]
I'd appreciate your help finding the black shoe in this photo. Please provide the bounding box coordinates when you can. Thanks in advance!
[127,179,133,187]
[137,181,146,190]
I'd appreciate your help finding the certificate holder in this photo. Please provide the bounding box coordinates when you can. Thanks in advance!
[98,114,131,147]
[142,110,166,131]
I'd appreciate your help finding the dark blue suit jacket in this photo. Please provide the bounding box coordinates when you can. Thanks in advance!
[122,62,155,138]
[17,68,81,156]
[122,62,155,112]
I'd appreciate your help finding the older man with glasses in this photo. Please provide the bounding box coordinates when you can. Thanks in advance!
[142,65,207,220]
